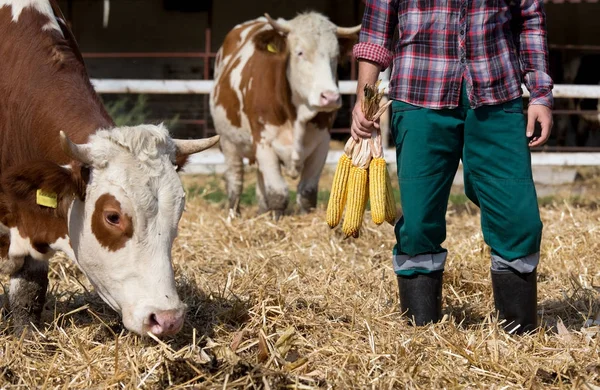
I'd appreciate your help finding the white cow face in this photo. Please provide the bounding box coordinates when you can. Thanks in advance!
[60,125,219,336]
[265,13,361,112]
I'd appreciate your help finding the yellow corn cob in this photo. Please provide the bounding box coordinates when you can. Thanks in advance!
[342,166,369,238]
[326,154,352,228]
[384,168,397,225]
[369,157,387,225]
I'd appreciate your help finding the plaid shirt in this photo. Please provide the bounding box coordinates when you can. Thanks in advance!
[353,0,554,109]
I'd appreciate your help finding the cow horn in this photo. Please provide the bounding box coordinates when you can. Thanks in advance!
[173,135,220,157]
[264,13,291,34]
[59,131,93,166]
[336,25,362,37]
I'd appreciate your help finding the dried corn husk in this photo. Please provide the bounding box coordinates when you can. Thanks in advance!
[326,139,355,228]
[326,80,393,237]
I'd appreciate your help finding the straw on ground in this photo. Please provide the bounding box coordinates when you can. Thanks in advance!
[0,170,599,389]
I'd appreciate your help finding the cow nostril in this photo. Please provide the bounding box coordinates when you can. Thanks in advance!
[149,313,160,327]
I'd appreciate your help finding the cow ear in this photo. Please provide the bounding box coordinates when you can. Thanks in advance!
[1,160,89,216]
[174,154,188,172]
[253,29,288,56]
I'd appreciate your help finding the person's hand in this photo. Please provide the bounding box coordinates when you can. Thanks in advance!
[350,100,379,140]
[527,104,553,148]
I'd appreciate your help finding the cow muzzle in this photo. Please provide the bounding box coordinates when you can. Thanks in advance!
[146,307,186,336]
[319,90,342,110]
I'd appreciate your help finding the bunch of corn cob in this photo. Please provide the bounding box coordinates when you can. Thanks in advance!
[326,81,396,238]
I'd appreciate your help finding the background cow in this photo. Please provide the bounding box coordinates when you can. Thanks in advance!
[209,12,360,220]
[0,0,219,336]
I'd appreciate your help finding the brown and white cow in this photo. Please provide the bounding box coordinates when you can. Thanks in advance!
[0,0,219,336]
[209,12,360,219]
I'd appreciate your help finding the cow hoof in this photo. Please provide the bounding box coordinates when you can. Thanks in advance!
[266,193,289,216]
[299,207,314,215]
[227,208,240,222]
[271,210,284,221]
[12,323,32,338]
[297,188,318,213]
[9,312,39,337]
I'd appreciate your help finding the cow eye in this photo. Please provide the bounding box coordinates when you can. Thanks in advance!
[297,51,303,57]
[105,212,121,226]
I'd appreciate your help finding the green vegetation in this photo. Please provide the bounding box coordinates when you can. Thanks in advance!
[183,176,477,211]
[186,179,332,207]
[102,94,179,129]
[186,178,256,206]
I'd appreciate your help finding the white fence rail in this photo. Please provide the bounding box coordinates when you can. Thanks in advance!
[89,79,600,168]
[90,79,600,99]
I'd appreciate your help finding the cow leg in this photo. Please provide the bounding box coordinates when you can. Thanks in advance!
[255,170,270,215]
[8,256,49,335]
[220,138,244,220]
[256,144,288,220]
[297,132,330,214]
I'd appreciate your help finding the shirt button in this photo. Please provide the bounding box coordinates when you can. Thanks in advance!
[459,29,465,36]
[460,57,466,64]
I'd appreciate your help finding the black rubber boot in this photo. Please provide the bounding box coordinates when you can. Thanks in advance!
[397,271,443,326]
[491,268,538,334]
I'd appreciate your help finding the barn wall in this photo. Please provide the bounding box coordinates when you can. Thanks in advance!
[57,0,361,79]
[210,0,361,50]
[58,0,208,52]
[545,3,600,46]
[57,0,209,79]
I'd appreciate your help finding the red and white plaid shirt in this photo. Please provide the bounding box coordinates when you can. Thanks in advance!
[353,0,554,109]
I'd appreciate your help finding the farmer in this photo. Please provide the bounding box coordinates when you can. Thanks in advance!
[351,0,553,334]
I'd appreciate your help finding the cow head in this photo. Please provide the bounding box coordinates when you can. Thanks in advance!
[2,124,219,336]
[60,125,218,336]
[264,12,361,112]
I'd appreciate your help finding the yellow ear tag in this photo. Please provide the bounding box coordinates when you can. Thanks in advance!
[36,189,58,208]
[267,43,278,53]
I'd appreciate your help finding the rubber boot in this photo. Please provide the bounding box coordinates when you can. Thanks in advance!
[491,268,538,334]
[397,271,443,326]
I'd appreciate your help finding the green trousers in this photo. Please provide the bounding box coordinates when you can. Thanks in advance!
[390,85,543,276]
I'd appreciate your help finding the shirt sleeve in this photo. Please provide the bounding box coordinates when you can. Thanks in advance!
[352,0,398,70]
[515,0,554,108]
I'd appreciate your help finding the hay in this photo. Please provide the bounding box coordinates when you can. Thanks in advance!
[0,171,599,389]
